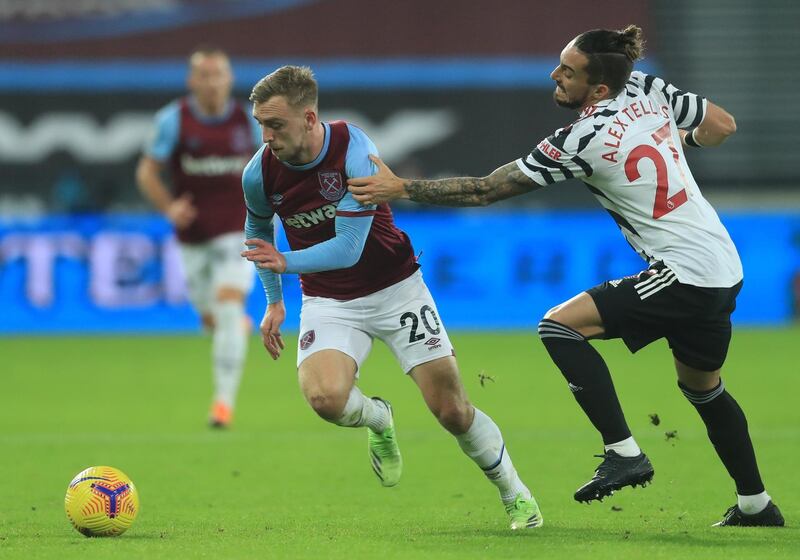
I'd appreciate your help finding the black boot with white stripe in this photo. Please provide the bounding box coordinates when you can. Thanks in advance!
[574,450,654,503]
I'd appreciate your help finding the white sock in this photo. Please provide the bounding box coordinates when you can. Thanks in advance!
[455,408,531,504]
[738,491,771,514]
[211,300,248,408]
[604,436,641,458]
[335,386,390,432]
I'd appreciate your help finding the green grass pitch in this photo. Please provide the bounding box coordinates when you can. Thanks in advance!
[1,328,798,559]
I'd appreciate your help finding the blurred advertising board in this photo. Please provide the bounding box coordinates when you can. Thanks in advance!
[1,211,798,333]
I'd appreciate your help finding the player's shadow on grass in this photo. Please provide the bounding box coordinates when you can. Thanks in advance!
[416,525,795,543]
[66,532,172,541]
[414,527,543,538]
[631,528,797,548]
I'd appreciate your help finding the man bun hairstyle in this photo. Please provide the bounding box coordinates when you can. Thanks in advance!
[574,24,645,96]
[617,25,645,62]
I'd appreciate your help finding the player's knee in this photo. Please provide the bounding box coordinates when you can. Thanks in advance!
[215,286,245,303]
[211,300,246,334]
[677,370,722,393]
[674,355,722,391]
[433,399,473,435]
[541,304,563,323]
[304,379,347,421]
[539,309,570,339]
[306,386,348,422]
[538,312,590,345]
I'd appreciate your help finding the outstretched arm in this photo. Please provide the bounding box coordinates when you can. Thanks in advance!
[348,156,539,207]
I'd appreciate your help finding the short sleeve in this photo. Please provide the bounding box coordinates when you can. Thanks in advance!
[628,71,707,129]
[144,101,181,161]
[241,145,273,219]
[515,121,596,188]
[342,123,379,212]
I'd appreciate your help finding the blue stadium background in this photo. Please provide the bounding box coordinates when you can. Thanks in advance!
[1,0,798,333]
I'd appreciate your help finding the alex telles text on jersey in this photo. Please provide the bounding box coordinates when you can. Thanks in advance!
[515,71,742,288]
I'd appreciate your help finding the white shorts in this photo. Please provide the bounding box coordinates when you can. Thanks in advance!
[297,270,454,374]
[179,231,254,315]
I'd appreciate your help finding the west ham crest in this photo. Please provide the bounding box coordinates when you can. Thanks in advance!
[300,330,316,350]
[317,171,345,201]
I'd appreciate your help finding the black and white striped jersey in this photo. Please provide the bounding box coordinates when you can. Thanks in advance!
[515,71,742,288]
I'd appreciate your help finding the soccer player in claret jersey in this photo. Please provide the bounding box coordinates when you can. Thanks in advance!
[240,65,542,530]
[348,26,784,527]
[136,47,262,428]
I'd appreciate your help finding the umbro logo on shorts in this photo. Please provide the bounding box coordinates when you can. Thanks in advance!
[300,330,316,350]
[425,337,442,350]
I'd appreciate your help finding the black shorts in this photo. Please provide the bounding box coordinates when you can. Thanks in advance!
[586,262,742,372]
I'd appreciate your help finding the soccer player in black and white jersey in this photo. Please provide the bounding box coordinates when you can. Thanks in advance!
[348,25,784,527]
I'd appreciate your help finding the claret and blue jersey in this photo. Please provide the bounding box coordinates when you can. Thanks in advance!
[145,96,262,244]
[242,121,418,303]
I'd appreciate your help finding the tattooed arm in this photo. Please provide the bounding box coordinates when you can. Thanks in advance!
[347,155,540,207]
[406,162,540,206]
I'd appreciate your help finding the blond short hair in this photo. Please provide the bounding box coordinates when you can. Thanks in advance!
[249,65,318,109]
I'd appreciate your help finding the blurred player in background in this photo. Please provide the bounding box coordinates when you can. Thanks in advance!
[240,65,543,530]
[348,26,783,527]
[136,46,262,428]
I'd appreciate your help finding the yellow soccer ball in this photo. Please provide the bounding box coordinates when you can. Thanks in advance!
[64,466,139,537]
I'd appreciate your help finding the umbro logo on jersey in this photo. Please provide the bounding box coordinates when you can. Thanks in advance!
[318,171,345,201]
[270,193,284,206]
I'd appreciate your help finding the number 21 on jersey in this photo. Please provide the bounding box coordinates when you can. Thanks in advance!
[625,121,688,219]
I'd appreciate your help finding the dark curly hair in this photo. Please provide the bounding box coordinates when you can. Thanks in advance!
[574,25,645,95]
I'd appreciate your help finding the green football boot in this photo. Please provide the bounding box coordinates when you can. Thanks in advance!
[505,493,544,530]
[367,398,402,487]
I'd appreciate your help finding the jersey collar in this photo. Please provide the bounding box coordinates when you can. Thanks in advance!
[579,92,621,118]
[282,122,331,171]
[187,96,235,124]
